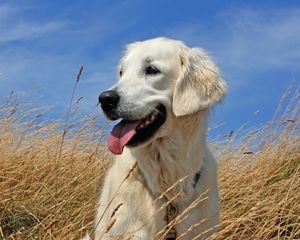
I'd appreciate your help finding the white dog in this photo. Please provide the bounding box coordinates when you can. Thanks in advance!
[91,37,226,240]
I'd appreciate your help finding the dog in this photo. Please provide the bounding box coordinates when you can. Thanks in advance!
[92,37,227,240]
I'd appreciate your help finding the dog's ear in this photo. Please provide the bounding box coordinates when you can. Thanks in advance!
[172,47,227,117]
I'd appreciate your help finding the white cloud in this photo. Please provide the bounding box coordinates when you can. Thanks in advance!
[0,3,66,43]
[218,8,300,69]
[0,21,66,43]
[0,3,18,20]
[165,7,300,72]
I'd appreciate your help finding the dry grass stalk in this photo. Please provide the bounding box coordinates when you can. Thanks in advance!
[0,86,299,239]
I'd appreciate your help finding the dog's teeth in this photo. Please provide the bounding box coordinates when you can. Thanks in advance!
[137,111,158,130]
[150,114,156,121]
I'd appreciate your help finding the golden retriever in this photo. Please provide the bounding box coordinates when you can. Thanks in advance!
[87,37,227,240]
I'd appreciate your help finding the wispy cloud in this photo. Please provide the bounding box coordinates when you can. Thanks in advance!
[0,3,18,20]
[0,3,66,43]
[0,21,66,43]
[218,8,300,69]
[166,7,300,71]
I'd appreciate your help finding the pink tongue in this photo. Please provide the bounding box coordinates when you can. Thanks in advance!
[107,120,140,155]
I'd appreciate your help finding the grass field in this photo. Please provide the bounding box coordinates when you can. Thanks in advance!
[0,87,299,239]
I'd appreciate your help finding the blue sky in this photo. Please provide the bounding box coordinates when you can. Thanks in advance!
[0,0,299,138]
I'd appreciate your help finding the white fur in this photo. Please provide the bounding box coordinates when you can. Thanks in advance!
[88,37,227,240]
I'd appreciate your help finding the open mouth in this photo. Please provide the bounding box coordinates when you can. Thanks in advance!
[107,105,167,155]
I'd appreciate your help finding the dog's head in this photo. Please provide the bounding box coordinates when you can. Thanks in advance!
[99,37,227,154]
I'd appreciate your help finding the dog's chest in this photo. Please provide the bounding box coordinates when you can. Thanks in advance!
[123,172,204,240]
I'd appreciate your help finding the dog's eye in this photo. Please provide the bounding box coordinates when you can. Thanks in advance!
[119,69,123,77]
[145,66,160,75]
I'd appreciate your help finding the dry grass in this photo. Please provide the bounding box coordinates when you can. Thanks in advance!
[213,88,300,239]
[0,87,299,239]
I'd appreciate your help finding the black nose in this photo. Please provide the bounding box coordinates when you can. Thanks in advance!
[98,90,120,111]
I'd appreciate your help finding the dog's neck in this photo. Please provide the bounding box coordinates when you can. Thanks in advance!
[131,110,209,202]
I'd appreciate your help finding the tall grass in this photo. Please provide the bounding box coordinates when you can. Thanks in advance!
[213,87,300,239]
[0,86,299,239]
